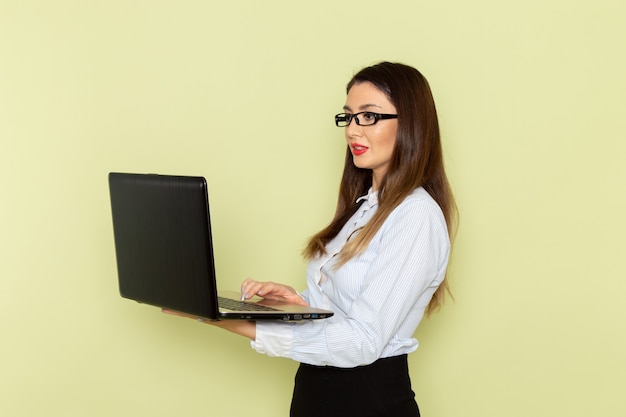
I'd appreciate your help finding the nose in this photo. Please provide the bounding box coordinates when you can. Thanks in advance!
[345,118,363,139]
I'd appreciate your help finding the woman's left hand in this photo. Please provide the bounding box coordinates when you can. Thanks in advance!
[162,309,256,340]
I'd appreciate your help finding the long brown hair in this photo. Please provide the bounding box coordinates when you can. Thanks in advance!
[304,62,457,315]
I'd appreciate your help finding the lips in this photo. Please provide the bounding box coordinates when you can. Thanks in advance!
[350,143,368,156]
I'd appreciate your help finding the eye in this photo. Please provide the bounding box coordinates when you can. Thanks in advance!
[361,112,376,121]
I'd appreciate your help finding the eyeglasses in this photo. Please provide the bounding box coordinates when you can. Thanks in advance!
[334,111,398,127]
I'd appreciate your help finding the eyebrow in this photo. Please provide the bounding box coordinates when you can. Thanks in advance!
[342,103,384,112]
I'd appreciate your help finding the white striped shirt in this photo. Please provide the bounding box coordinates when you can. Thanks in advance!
[251,187,450,368]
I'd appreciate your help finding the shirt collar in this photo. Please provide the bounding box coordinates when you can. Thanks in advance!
[355,187,379,207]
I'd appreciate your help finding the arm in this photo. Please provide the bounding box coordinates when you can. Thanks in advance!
[162,309,257,340]
[254,197,450,367]
[207,319,256,339]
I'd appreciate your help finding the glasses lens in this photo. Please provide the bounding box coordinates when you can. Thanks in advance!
[335,114,350,127]
[357,112,377,126]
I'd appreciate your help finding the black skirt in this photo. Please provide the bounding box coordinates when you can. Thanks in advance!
[290,355,420,417]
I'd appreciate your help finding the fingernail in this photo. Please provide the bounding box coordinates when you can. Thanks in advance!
[241,293,248,301]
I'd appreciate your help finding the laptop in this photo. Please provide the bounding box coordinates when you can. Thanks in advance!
[108,172,333,321]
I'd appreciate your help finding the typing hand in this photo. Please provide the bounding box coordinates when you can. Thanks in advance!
[240,278,308,306]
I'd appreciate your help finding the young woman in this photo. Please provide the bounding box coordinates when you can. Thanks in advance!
[167,62,457,417]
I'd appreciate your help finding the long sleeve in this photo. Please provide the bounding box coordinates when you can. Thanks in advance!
[252,188,450,368]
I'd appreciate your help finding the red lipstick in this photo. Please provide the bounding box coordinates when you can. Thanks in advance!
[350,143,368,156]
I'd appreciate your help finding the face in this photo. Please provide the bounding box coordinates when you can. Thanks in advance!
[343,81,398,191]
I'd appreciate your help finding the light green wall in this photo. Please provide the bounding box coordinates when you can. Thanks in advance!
[1,1,624,416]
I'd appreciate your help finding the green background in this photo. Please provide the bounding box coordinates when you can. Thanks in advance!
[1,1,624,416]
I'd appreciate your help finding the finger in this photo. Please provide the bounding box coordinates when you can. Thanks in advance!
[240,278,257,300]
[241,281,278,300]
[240,280,263,300]
[241,277,255,287]
[244,281,272,299]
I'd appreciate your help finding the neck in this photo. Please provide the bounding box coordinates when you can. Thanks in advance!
[372,170,384,191]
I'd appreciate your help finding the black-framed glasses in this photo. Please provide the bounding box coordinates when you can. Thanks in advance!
[334,111,398,127]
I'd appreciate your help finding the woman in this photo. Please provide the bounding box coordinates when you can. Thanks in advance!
[168,61,456,417]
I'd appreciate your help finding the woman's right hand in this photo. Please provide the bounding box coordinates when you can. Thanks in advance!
[240,278,308,306]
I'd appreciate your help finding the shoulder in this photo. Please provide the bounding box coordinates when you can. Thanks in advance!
[405,187,438,204]
[382,188,448,233]
[396,187,444,217]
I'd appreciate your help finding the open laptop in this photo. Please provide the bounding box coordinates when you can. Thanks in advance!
[108,172,333,321]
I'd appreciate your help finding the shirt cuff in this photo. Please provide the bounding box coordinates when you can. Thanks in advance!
[250,321,294,358]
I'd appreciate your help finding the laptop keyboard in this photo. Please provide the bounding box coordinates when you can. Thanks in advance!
[218,296,280,312]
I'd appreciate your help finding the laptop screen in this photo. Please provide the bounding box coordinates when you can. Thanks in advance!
[109,173,219,319]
